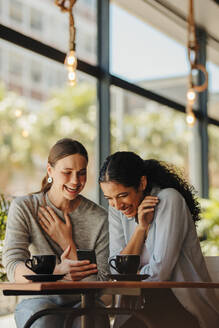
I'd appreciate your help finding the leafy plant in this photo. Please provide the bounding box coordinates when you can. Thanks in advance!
[0,194,10,281]
[197,198,219,256]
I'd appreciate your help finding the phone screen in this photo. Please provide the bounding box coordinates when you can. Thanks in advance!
[77,249,97,264]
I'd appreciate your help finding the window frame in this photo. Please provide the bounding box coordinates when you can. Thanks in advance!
[1,0,219,203]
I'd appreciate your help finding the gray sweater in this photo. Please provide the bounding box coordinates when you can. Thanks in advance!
[3,192,110,283]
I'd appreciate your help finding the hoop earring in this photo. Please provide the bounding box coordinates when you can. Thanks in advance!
[47,177,53,184]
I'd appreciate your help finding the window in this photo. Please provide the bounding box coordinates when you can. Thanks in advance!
[209,124,219,196]
[30,61,42,84]
[9,52,23,77]
[110,3,189,105]
[4,0,97,65]
[111,86,189,176]
[0,44,98,202]
[9,0,23,24]
[30,7,43,31]
[207,62,219,120]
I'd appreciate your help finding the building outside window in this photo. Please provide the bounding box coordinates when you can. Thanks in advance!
[30,7,43,31]
[9,0,23,24]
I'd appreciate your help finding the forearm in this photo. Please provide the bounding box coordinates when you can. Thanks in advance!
[14,262,35,283]
[60,240,77,260]
[120,225,148,255]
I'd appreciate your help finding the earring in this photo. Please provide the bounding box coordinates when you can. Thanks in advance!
[47,177,53,183]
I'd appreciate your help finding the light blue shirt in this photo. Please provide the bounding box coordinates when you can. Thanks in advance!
[109,186,219,328]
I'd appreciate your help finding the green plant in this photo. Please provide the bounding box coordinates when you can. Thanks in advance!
[197,198,219,256]
[0,194,10,281]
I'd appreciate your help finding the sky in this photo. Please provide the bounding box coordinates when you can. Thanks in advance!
[110,3,219,92]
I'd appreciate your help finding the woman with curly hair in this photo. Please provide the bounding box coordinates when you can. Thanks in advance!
[99,151,219,328]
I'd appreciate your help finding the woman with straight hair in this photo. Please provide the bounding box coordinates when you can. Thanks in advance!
[3,138,110,328]
[99,151,219,328]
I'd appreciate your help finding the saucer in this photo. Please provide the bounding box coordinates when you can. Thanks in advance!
[23,274,65,282]
[109,274,150,281]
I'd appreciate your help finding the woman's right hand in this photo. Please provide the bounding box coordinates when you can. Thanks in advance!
[137,195,159,229]
[54,245,98,281]
[38,206,77,259]
[38,206,73,249]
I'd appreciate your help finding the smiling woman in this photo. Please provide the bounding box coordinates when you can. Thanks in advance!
[2,138,110,328]
[99,151,219,328]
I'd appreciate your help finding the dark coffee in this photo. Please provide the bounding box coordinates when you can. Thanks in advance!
[109,254,140,274]
[25,255,56,274]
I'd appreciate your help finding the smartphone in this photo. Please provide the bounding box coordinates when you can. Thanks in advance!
[77,249,97,264]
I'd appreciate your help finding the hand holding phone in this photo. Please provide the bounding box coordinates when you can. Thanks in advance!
[77,249,97,264]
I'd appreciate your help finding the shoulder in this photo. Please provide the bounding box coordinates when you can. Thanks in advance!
[10,192,43,213]
[10,194,32,208]
[108,205,125,222]
[79,195,107,219]
[155,188,189,219]
[157,188,185,204]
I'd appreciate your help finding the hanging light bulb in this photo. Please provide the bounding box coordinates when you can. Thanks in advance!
[186,110,196,127]
[65,50,77,70]
[187,88,196,105]
[55,0,77,86]
[68,70,76,86]
[185,0,208,127]
[65,50,77,85]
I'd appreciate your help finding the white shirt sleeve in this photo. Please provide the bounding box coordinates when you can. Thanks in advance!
[108,205,126,260]
[140,188,190,281]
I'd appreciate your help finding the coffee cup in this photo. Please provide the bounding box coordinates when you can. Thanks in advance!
[109,254,140,274]
[25,255,56,274]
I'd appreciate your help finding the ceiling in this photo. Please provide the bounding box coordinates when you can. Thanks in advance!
[114,0,219,65]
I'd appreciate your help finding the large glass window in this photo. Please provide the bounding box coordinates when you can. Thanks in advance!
[110,3,189,105]
[111,86,189,177]
[207,61,219,121]
[0,41,98,202]
[209,124,219,197]
[1,0,97,65]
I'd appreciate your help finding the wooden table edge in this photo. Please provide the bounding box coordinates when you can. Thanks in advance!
[1,281,219,292]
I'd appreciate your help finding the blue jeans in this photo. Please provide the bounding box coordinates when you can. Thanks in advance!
[15,296,110,328]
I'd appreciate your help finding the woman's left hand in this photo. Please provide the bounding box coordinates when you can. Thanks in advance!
[54,246,98,281]
[38,206,74,252]
[137,195,158,229]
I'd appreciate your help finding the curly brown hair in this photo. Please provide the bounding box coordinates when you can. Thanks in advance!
[99,151,200,223]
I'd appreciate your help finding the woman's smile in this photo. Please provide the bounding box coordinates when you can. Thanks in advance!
[122,205,133,216]
[47,153,87,209]
[100,181,144,218]
[64,184,81,195]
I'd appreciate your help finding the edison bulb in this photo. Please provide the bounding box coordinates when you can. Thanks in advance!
[68,71,76,86]
[186,111,196,127]
[187,88,196,104]
[65,50,77,70]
